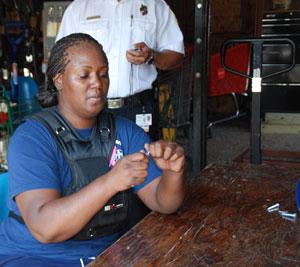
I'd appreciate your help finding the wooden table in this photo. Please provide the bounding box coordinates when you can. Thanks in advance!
[91,162,300,266]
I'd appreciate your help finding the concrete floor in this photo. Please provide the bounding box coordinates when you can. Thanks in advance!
[207,116,300,164]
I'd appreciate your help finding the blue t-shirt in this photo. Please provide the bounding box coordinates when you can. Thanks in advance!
[0,116,161,263]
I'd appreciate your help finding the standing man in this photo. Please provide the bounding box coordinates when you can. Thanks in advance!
[56,0,184,136]
[56,0,184,229]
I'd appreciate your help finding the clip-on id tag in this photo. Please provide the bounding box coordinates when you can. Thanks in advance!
[136,113,152,132]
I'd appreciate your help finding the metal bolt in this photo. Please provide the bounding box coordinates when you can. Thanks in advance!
[267,203,280,213]
[280,211,297,219]
[195,72,201,78]
[197,3,202,9]
[196,38,202,44]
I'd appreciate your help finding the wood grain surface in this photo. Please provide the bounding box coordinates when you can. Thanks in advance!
[90,162,300,266]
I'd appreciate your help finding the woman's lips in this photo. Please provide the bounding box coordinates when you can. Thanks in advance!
[87,95,102,104]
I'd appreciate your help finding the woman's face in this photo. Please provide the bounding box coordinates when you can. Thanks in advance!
[55,41,109,125]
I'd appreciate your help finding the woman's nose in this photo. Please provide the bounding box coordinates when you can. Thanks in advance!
[91,74,102,88]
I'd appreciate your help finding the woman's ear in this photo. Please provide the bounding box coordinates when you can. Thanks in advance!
[53,74,63,91]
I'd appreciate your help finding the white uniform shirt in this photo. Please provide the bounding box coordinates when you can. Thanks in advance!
[56,0,184,98]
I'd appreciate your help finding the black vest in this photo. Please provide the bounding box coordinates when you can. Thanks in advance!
[11,106,130,240]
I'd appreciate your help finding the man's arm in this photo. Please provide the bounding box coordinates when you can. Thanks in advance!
[126,43,184,70]
[55,3,76,41]
[151,50,184,70]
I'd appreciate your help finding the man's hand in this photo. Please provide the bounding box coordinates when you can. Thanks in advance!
[126,42,153,65]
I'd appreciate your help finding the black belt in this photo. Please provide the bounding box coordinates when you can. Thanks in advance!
[106,89,152,109]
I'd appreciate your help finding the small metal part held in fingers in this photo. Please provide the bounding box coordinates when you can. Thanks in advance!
[144,147,151,157]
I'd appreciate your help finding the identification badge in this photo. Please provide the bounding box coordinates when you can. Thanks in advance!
[136,113,152,132]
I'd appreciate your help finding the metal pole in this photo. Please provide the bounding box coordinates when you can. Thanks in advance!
[250,41,263,164]
[192,0,209,175]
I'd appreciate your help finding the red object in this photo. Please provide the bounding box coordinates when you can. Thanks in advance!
[209,43,250,97]
[0,112,8,124]
[185,43,194,56]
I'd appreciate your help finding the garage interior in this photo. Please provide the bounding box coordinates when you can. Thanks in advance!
[0,0,300,173]
[1,1,300,265]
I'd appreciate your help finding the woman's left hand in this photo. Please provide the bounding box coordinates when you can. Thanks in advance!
[144,140,185,173]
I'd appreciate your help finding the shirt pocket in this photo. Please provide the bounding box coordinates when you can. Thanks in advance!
[79,18,109,49]
[131,18,156,47]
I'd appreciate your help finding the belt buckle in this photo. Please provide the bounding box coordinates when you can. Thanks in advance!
[107,98,125,109]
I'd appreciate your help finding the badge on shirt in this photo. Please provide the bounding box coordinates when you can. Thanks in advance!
[109,140,124,167]
[140,4,148,16]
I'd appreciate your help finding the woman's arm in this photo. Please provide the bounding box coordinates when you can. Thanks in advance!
[137,140,186,214]
[16,152,149,243]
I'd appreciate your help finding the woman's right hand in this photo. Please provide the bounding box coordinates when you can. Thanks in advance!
[107,152,149,192]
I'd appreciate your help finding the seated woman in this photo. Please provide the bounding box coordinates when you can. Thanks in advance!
[0,33,186,267]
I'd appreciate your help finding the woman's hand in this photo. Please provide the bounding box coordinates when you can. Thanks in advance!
[137,140,185,214]
[108,152,150,192]
[145,140,185,173]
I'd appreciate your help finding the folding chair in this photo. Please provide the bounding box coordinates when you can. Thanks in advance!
[207,43,251,128]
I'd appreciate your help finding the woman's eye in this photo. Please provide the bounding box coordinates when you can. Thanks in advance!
[100,73,109,78]
[79,74,89,79]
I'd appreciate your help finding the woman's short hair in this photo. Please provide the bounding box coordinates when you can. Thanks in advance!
[37,33,107,107]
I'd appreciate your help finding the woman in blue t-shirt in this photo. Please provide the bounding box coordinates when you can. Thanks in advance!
[0,33,186,266]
